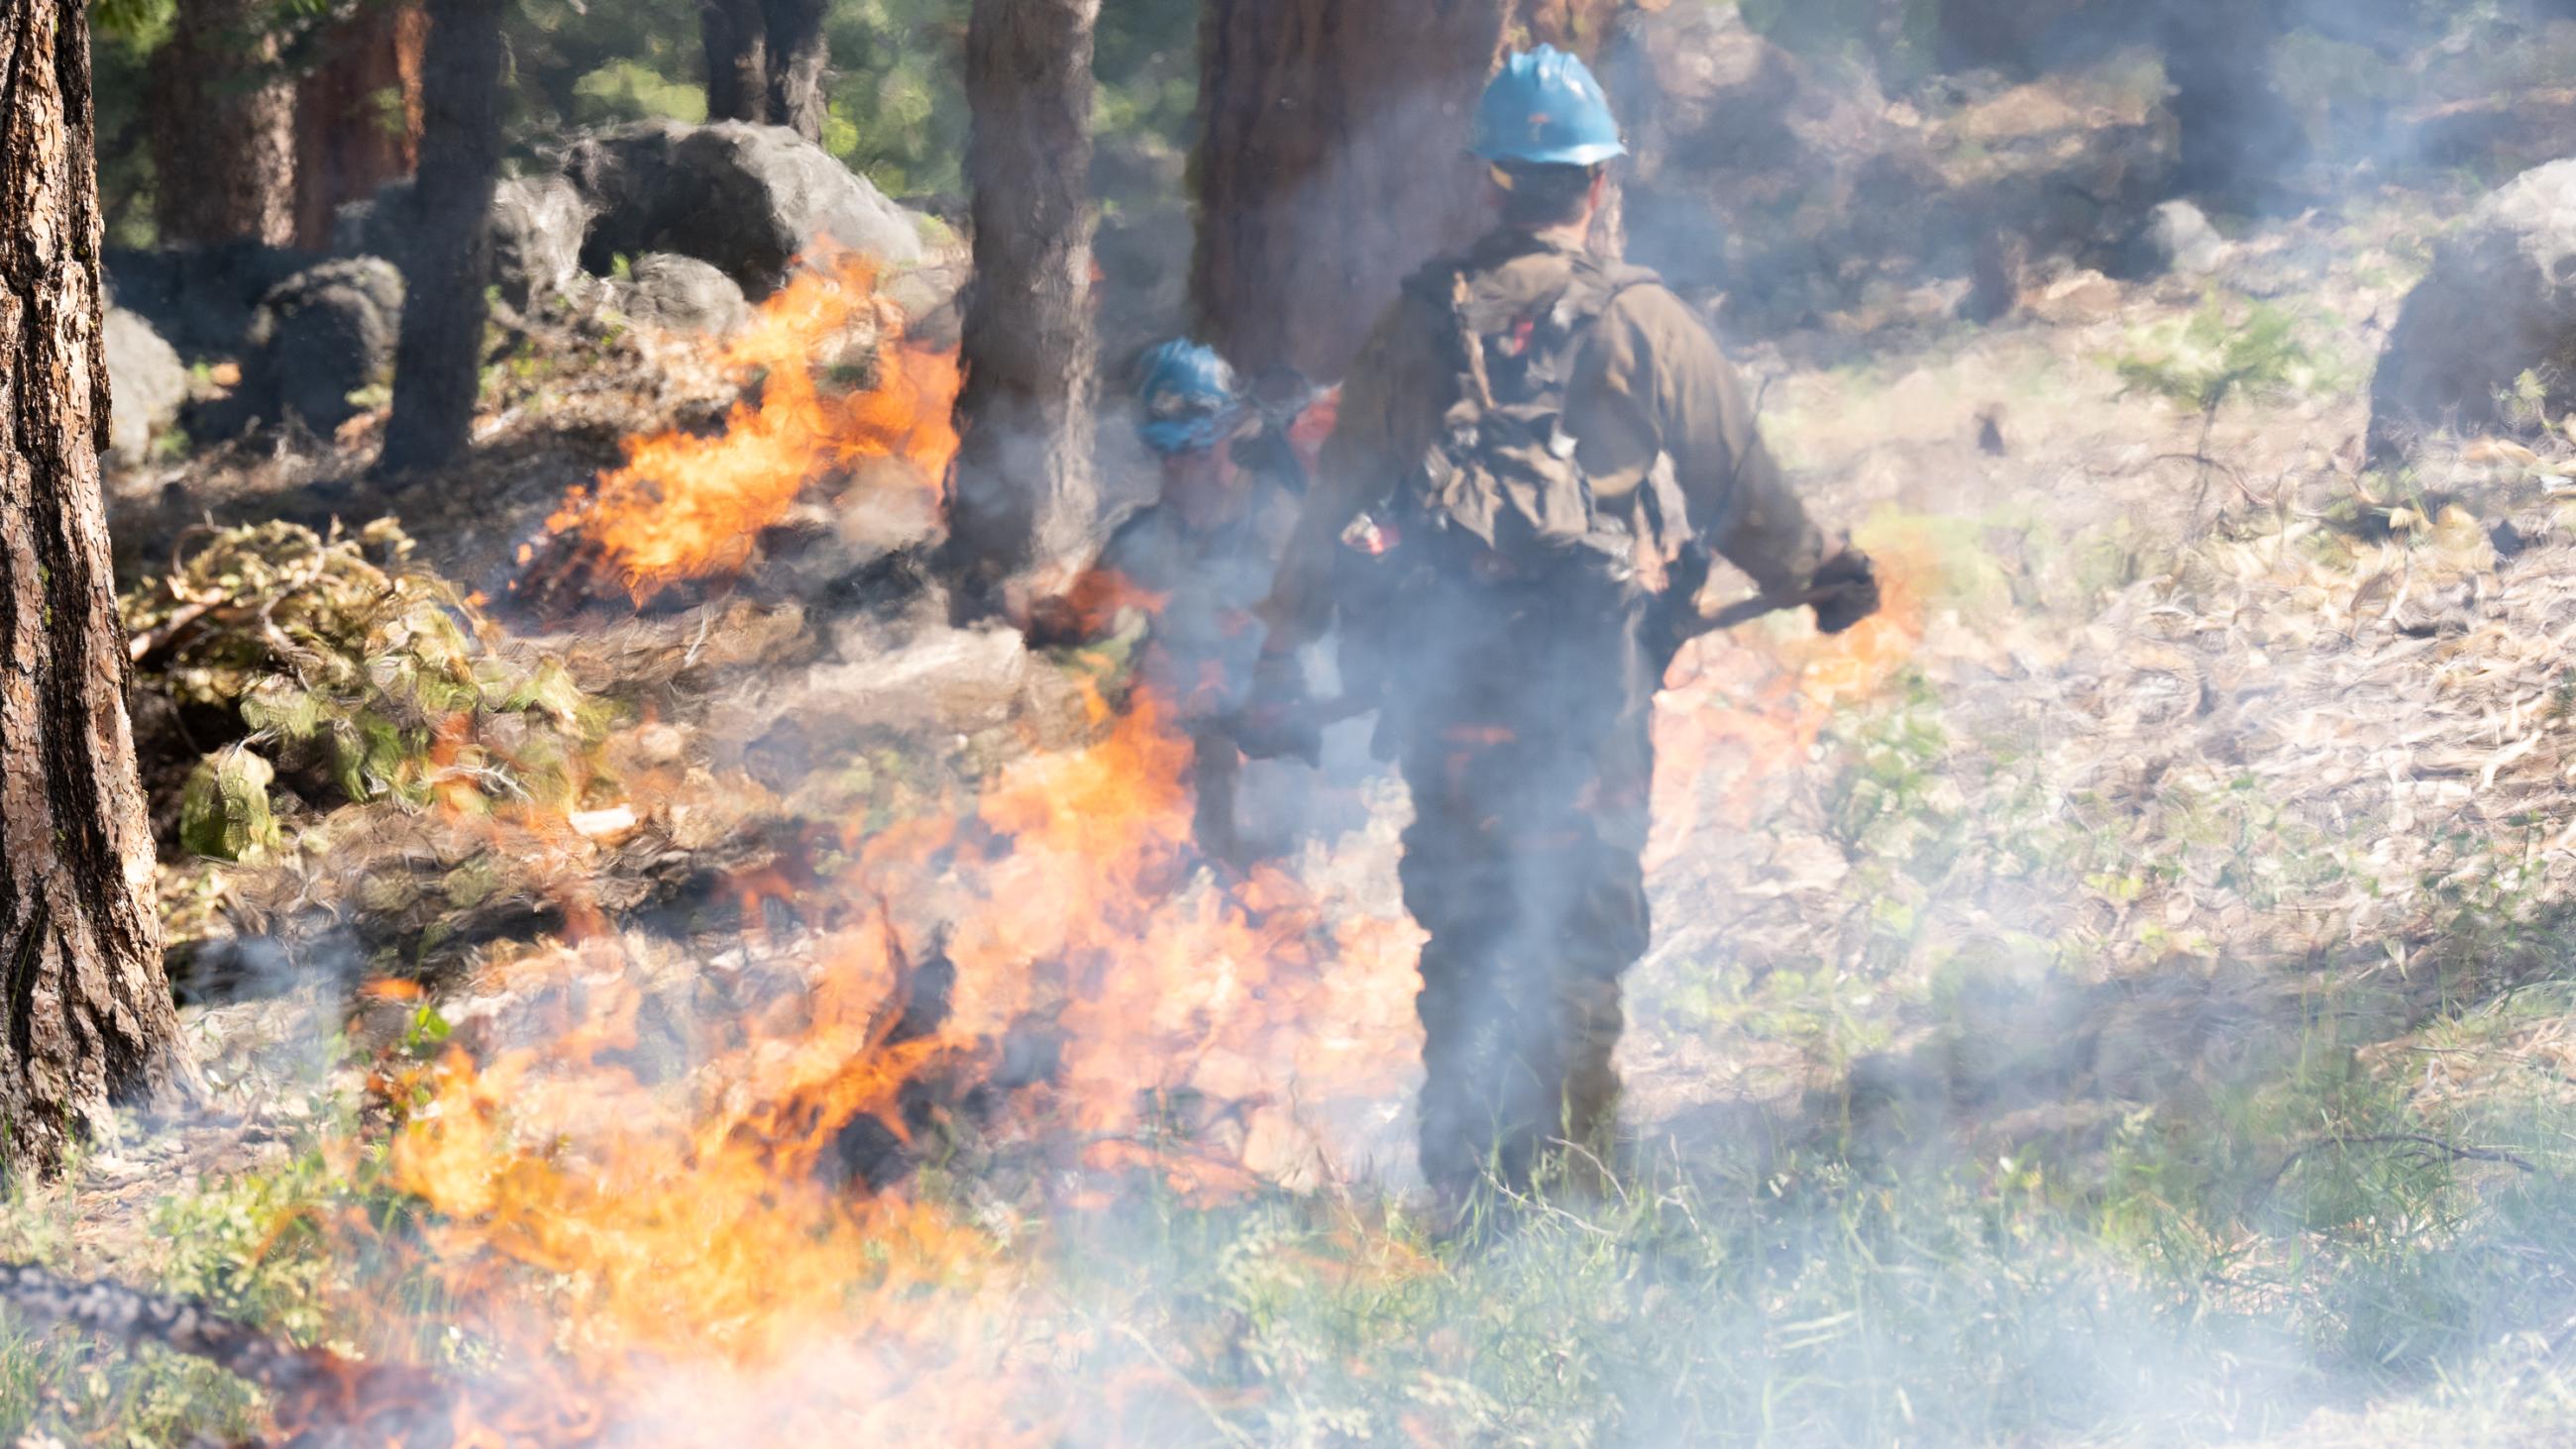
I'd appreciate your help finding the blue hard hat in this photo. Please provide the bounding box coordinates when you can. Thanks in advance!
[1471,46,1627,168]
[1136,340,1240,457]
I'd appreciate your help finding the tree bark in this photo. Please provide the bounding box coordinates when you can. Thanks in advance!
[0,0,188,1179]
[1519,0,1626,51]
[1193,0,1513,384]
[379,0,500,475]
[1193,2,1638,381]
[292,1,428,251]
[702,0,769,125]
[763,0,829,143]
[948,0,1103,611]
[148,0,296,246]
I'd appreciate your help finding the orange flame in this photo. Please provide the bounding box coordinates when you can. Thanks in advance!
[1647,532,1934,869]
[268,266,1940,1444]
[543,256,962,603]
[350,681,1424,1440]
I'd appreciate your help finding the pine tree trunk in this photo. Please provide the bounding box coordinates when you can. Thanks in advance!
[702,0,769,125]
[147,0,296,246]
[947,0,1102,611]
[1193,0,1511,383]
[763,0,829,143]
[0,0,188,1179]
[292,1,428,250]
[1520,0,1626,50]
[1192,2,1635,380]
[379,0,500,475]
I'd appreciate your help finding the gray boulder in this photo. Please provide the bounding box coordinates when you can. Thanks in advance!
[615,253,750,335]
[104,307,187,466]
[104,242,320,360]
[2369,159,2576,466]
[488,175,592,309]
[232,258,404,435]
[2121,199,2230,279]
[881,259,967,350]
[340,173,592,311]
[566,121,923,298]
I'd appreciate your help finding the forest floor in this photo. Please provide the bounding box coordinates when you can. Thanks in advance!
[21,65,2576,1449]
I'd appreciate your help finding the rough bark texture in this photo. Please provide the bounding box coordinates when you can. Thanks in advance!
[1519,0,1627,50]
[1192,2,1639,380]
[1193,0,1514,383]
[0,0,187,1179]
[148,0,297,245]
[704,0,827,140]
[379,0,500,474]
[701,0,769,125]
[948,0,1103,610]
[763,0,829,143]
[292,1,428,251]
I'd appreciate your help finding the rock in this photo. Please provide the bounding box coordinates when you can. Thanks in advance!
[104,242,321,360]
[229,258,404,436]
[342,173,593,311]
[487,174,592,310]
[2021,265,2124,326]
[2116,199,2230,279]
[1613,6,1806,178]
[614,253,750,335]
[2368,159,2576,466]
[879,260,968,350]
[103,307,187,467]
[333,183,408,268]
[566,121,924,298]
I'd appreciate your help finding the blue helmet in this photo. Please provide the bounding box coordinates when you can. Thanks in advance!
[1136,340,1240,457]
[1471,46,1626,168]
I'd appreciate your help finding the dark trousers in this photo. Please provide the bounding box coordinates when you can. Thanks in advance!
[1383,571,1658,1195]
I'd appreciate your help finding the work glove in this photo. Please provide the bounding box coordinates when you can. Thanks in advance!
[1232,651,1322,764]
[1808,545,1880,636]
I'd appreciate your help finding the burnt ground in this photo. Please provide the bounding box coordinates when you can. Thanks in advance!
[34,36,2576,1447]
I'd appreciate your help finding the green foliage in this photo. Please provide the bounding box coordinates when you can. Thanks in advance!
[179,748,282,862]
[1739,0,1943,85]
[2115,299,2317,419]
[123,517,609,837]
[88,0,173,46]
[92,0,1207,238]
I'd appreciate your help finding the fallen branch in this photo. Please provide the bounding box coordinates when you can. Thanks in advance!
[0,1261,342,1397]
[2251,1132,2540,1203]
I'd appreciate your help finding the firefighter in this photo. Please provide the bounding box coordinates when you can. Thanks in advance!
[1028,340,1335,863]
[1245,47,1878,1199]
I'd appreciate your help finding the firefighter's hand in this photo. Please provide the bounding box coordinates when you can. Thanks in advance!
[1809,546,1880,636]
[1233,652,1322,764]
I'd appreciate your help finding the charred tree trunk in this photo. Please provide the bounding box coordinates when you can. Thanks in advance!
[1520,0,1627,50]
[292,1,428,250]
[702,0,770,125]
[379,0,500,475]
[148,0,296,245]
[705,0,828,140]
[1193,2,1635,379]
[947,0,1102,612]
[763,0,829,143]
[0,0,188,1179]
[1194,0,1513,383]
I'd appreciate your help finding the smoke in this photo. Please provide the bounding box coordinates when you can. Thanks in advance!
[43,6,2576,1444]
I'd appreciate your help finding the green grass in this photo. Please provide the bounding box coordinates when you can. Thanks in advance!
[1033,1040,2576,1446]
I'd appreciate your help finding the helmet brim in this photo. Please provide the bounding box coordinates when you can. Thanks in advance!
[1471,139,1629,167]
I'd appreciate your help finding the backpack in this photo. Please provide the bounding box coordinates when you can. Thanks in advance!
[1388,251,1660,584]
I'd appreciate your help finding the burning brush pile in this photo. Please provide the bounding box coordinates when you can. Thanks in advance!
[68,255,1444,1444]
